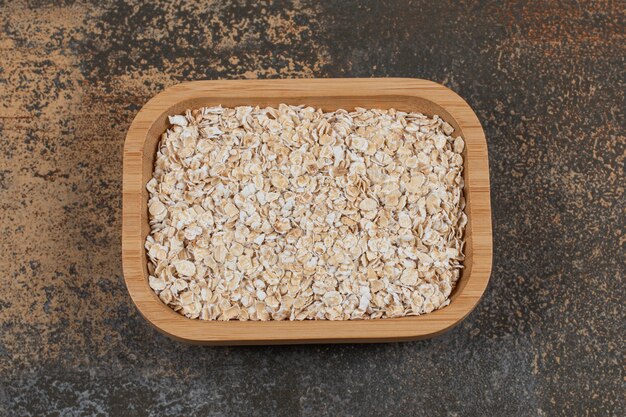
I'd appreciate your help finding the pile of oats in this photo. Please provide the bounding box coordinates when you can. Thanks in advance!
[145,104,467,321]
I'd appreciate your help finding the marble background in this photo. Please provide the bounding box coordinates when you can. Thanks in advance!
[0,1,624,416]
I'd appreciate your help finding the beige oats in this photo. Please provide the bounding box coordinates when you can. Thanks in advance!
[145,105,467,321]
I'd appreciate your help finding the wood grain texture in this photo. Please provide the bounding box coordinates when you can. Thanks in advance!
[122,78,492,345]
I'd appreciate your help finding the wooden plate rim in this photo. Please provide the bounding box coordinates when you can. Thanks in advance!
[122,78,492,345]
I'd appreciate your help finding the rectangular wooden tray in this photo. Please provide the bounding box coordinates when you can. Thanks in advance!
[122,78,492,345]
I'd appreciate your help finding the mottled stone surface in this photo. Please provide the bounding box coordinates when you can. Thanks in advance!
[0,0,624,415]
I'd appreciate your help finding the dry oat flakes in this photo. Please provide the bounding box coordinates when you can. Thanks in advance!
[145,104,467,321]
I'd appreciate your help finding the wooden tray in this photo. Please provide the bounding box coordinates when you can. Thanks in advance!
[123,78,492,345]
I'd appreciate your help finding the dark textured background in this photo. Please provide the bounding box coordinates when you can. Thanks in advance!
[1,1,624,416]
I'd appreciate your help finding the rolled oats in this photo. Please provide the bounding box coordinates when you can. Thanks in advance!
[145,104,467,321]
